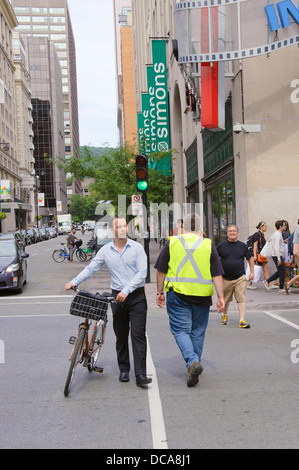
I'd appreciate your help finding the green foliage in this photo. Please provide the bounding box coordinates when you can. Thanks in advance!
[68,193,98,222]
[48,144,174,214]
[0,212,7,221]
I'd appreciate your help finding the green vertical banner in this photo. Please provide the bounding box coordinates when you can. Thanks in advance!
[146,65,157,169]
[137,40,171,175]
[137,113,144,153]
[151,40,171,175]
[141,93,151,154]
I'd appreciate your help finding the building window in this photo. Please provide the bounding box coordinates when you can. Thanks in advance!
[49,8,65,14]
[50,17,65,23]
[211,177,235,246]
[14,7,30,14]
[32,8,48,14]
[32,17,49,23]
[16,16,30,22]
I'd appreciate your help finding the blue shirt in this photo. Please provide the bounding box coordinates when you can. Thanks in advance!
[71,238,147,296]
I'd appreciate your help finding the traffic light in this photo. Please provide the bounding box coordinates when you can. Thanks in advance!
[135,154,148,192]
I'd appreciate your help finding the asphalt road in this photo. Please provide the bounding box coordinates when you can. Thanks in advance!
[0,234,299,450]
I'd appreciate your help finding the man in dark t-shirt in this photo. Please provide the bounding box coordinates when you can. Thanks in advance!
[217,224,254,329]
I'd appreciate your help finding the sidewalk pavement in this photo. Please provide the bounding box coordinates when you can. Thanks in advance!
[144,240,299,312]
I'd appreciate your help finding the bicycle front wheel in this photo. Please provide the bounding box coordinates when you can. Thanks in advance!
[64,328,86,397]
[76,249,87,262]
[52,249,66,263]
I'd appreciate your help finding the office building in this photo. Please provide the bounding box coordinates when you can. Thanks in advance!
[0,0,30,232]
[25,36,68,223]
[12,0,82,203]
[132,0,299,243]
[113,0,137,148]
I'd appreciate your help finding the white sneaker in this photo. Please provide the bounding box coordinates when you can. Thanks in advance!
[278,289,286,293]
[263,280,271,291]
[269,284,279,289]
[247,285,257,290]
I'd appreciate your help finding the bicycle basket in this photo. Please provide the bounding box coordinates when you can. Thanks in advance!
[70,290,108,321]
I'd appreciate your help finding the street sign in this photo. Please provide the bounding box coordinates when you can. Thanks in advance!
[131,194,143,216]
[132,195,142,204]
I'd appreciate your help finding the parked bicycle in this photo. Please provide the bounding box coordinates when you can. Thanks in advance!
[82,236,97,261]
[64,288,115,397]
[52,241,87,263]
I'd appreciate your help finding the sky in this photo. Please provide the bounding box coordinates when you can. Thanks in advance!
[67,0,119,148]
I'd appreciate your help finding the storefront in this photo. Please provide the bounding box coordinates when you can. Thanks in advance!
[202,95,235,244]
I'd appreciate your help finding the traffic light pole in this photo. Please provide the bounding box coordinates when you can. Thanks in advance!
[142,192,151,284]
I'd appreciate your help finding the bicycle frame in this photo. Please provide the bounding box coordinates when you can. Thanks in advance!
[69,318,106,365]
[64,290,114,396]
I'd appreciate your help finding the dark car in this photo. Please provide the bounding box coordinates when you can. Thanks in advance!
[32,227,42,242]
[0,239,29,293]
[21,230,31,246]
[0,232,26,252]
[26,228,38,244]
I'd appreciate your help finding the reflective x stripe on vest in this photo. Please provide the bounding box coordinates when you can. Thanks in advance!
[165,236,213,285]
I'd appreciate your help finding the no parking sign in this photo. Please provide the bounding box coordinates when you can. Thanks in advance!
[131,194,143,215]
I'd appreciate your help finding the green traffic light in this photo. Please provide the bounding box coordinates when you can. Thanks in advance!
[137,181,148,192]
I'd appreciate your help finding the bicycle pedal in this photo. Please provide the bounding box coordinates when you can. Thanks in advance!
[69,336,76,345]
[93,366,104,373]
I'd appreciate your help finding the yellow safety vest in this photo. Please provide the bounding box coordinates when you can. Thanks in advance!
[165,234,214,297]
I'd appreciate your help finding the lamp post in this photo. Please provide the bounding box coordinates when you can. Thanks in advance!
[17,203,23,230]
[35,175,40,228]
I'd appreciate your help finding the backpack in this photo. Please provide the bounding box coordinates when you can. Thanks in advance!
[288,232,294,256]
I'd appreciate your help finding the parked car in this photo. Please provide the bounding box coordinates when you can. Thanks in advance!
[0,232,26,252]
[46,227,57,238]
[39,228,49,240]
[32,227,42,242]
[0,239,29,293]
[26,228,38,244]
[21,230,31,246]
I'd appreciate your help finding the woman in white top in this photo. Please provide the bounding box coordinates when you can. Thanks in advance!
[263,220,285,292]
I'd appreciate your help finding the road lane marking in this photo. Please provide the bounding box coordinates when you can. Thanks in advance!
[263,310,299,331]
[0,295,72,300]
[0,302,70,306]
[146,338,168,449]
[0,314,69,318]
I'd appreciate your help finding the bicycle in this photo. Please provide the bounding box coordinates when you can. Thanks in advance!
[52,242,87,263]
[82,236,96,261]
[64,288,115,397]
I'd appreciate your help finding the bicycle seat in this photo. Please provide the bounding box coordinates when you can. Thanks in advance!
[60,243,66,246]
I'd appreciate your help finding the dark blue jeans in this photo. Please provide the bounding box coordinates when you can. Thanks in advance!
[166,290,210,369]
[267,256,285,289]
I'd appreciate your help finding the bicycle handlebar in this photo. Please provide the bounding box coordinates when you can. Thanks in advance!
[71,285,116,304]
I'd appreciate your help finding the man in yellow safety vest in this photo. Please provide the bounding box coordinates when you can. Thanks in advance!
[155,214,225,387]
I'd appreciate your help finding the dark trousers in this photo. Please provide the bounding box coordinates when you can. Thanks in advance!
[111,287,148,377]
[267,256,285,289]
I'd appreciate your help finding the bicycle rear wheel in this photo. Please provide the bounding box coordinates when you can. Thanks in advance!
[88,321,107,372]
[76,249,87,262]
[64,328,86,397]
[52,249,66,263]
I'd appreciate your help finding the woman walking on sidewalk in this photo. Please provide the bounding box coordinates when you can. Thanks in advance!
[247,221,270,290]
[262,220,286,293]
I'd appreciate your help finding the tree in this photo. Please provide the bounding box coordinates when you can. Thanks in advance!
[49,145,174,213]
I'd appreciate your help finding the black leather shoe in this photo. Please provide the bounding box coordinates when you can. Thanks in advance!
[119,372,130,382]
[136,375,152,387]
